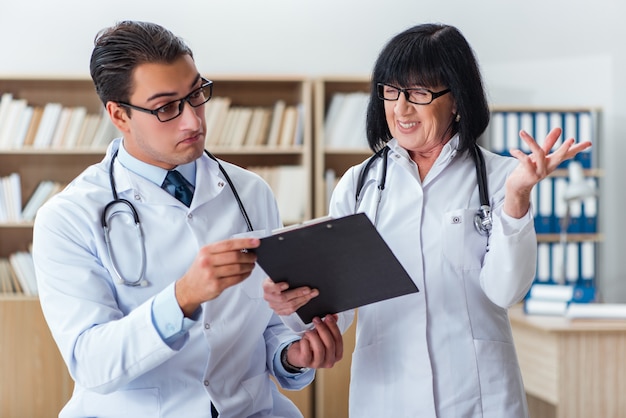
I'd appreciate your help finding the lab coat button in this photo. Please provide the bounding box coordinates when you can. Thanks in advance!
[204,380,210,386]
[134,194,141,201]
[218,181,225,188]
[204,323,210,329]
[187,213,193,219]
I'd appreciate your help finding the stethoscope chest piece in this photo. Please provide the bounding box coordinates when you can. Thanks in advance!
[474,204,492,236]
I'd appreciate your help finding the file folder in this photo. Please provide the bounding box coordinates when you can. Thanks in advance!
[254,213,419,323]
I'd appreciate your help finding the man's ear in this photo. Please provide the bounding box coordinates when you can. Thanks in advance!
[106,101,130,133]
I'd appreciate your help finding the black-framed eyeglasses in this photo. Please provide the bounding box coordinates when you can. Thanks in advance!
[377,83,450,105]
[117,78,213,122]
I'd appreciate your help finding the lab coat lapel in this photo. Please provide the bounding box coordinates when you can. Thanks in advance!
[192,152,228,208]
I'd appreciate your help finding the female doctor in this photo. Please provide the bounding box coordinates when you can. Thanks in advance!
[264,23,591,417]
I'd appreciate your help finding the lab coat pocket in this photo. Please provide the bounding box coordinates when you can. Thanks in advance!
[78,387,160,417]
[441,208,488,269]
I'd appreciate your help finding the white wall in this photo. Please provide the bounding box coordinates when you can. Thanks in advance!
[2,0,625,301]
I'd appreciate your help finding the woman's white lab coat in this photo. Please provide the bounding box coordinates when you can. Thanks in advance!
[33,139,312,418]
[329,138,536,418]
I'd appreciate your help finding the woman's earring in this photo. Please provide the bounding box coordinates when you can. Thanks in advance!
[455,114,461,122]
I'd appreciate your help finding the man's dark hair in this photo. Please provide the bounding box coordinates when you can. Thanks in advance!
[89,20,194,106]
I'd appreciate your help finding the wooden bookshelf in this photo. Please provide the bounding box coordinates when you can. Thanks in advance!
[310,77,374,418]
[312,77,372,217]
[0,75,315,418]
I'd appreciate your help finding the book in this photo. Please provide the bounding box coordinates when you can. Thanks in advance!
[243,107,270,147]
[566,303,626,319]
[62,106,88,149]
[278,105,298,148]
[22,106,44,148]
[265,100,286,147]
[204,96,232,146]
[524,298,569,316]
[76,113,101,147]
[229,107,253,148]
[524,283,596,316]
[0,93,14,138]
[9,251,37,296]
[527,283,595,303]
[1,172,22,222]
[90,112,120,148]
[0,98,27,149]
[49,106,73,149]
[11,105,34,149]
[32,102,63,149]
[21,180,60,221]
[254,213,419,323]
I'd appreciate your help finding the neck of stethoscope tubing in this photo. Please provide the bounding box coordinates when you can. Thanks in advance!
[105,148,253,287]
[357,144,492,233]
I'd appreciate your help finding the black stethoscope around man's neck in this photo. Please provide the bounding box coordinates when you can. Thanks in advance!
[355,143,492,236]
[102,149,253,287]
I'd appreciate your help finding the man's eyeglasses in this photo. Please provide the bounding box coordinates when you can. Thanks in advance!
[377,83,450,105]
[117,78,213,122]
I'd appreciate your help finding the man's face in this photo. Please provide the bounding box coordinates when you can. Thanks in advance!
[110,54,207,169]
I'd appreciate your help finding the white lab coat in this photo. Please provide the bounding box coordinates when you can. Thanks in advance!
[33,139,313,418]
[328,138,536,418]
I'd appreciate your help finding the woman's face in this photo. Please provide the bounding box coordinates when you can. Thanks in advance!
[384,83,457,155]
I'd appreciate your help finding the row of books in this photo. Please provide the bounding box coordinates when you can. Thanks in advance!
[0,172,21,222]
[531,175,598,234]
[204,98,303,149]
[324,92,369,149]
[535,241,595,286]
[0,251,37,295]
[523,282,626,319]
[2,168,309,226]
[0,165,308,225]
[248,165,307,225]
[523,283,595,316]
[0,173,64,223]
[0,92,121,150]
[484,110,596,169]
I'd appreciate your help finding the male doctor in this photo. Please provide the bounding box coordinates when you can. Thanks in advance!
[32,20,342,418]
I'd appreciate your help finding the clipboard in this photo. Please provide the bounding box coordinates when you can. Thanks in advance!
[254,213,418,323]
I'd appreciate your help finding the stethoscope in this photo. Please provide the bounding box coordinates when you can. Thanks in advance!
[102,149,253,287]
[355,143,492,236]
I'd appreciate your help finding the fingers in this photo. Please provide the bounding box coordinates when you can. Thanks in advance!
[262,277,319,316]
[298,315,343,369]
[208,237,260,254]
[179,238,261,305]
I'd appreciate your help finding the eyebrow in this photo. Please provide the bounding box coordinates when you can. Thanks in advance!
[145,74,202,103]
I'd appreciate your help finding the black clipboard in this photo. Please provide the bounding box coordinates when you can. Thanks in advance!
[254,213,418,323]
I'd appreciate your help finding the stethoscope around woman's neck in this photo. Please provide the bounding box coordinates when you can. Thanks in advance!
[355,143,492,236]
[102,149,253,287]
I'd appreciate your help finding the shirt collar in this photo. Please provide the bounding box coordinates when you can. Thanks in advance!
[116,139,197,187]
[386,133,460,163]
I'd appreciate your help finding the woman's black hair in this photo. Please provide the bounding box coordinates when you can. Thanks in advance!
[365,23,490,154]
